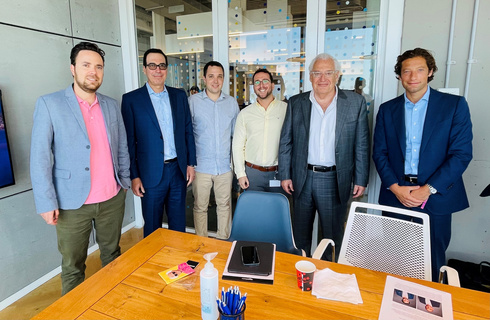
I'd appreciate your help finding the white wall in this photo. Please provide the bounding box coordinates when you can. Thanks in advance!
[400,0,489,263]
[0,0,135,307]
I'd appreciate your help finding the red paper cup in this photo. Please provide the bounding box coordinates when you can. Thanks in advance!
[295,260,316,291]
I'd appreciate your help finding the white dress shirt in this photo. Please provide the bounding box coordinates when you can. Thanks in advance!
[307,89,337,166]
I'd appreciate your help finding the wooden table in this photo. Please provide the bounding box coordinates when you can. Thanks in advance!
[33,229,490,320]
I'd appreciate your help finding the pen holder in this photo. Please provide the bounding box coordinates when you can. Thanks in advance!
[219,303,246,320]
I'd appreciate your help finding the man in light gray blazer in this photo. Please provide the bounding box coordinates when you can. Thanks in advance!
[30,42,130,295]
[278,53,369,259]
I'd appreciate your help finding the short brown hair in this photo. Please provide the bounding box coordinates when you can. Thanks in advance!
[394,48,437,82]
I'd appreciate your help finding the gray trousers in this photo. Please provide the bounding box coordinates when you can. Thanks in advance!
[244,165,286,195]
[293,170,346,260]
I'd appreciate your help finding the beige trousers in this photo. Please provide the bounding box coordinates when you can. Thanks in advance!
[192,170,233,239]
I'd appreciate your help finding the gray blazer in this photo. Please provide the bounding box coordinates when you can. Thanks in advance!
[278,89,369,204]
[30,86,131,214]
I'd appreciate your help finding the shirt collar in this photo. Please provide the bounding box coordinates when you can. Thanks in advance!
[146,82,167,96]
[200,90,225,101]
[404,86,430,105]
[76,94,99,109]
[309,86,338,107]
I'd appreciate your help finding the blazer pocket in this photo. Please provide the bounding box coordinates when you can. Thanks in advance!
[53,168,71,179]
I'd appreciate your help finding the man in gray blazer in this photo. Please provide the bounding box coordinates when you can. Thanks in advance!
[30,42,130,295]
[278,53,369,259]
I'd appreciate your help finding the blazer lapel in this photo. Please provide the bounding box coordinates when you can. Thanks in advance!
[98,95,111,144]
[139,86,161,131]
[167,86,178,132]
[65,86,88,139]
[391,95,406,156]
[420,88,440,154]
[301,92,312,140]
[335,90,349,147]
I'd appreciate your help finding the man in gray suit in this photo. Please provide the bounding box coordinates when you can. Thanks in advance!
[30,42,130,295]
[278,53,369,259]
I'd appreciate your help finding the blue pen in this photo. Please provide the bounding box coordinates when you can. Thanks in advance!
[216,297,223,313]
[221,287,225,304]
[222,303,232,315]
[230,287,235,313]
[236,293,247,313]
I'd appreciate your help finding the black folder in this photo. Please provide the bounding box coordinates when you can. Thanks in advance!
[227,240,274,276]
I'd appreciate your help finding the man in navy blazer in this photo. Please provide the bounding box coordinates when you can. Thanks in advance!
[121,48,196,237]
[373,48,473,281]
[30,42,131,294]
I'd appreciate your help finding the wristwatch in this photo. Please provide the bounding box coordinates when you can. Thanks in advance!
[427,184,437,195]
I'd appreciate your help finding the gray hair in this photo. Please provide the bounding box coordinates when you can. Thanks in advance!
[309,53,340,72]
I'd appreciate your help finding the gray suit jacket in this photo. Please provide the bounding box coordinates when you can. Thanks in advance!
[30,85,131,214]
[278,89,369,203]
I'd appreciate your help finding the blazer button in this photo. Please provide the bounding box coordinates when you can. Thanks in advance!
[86,145,90,149]
[85,167,90,171]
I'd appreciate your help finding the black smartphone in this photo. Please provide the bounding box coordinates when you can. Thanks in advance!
[241,246,260,266]
[186,260,200,269]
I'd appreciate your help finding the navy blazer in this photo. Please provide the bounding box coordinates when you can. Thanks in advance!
[121,85,196,188]
[373,88,473,215]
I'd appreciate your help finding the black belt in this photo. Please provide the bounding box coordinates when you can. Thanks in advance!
[404,175,418,184]
[164,157,177,164]
[307,164,336,172]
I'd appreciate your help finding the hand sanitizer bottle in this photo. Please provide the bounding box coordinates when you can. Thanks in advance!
[200,252,218,320]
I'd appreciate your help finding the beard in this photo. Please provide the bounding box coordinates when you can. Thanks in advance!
[75,75,102,93]
[255,88,273,100]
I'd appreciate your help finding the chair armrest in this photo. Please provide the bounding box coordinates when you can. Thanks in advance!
[439,266,461,287]
[312,239,335,261]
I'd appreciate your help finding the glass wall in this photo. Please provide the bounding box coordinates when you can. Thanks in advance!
[228,0,307,107]
[135,0,214,94]
[324,0,380,127]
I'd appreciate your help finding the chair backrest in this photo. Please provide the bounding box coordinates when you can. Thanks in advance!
[228,191,302,256]
[339,202,432,281]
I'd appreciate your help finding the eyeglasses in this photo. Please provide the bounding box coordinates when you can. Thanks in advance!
[254,79,271,86]
[310,70,337,78]
[146,63,167,70]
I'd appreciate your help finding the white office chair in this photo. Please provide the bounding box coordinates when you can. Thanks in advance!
[314,202,432,281]
[439,266,461,287]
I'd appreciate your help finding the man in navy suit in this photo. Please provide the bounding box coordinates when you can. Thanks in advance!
[373,48,473,281]
[121,48,196,237]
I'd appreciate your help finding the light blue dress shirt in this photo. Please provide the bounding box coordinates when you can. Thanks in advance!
[146,83,177,160]
[404,86,430,175]
[188,91,239,175]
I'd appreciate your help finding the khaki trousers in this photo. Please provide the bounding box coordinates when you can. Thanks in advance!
[56,188,126,295]
[192,170,232,239]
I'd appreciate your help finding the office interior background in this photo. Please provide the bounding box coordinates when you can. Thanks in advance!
[0,0,488,310]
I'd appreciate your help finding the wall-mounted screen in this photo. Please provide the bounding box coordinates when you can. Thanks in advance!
[0,89,15,188]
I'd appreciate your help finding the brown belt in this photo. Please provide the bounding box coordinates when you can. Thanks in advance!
[245,161,278,172]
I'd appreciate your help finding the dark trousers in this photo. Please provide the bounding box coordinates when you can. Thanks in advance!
[383,209,452,282]
[141,161,187,237]
[56,188,126,295]
[293,170,346,260]
[244,165,286,195]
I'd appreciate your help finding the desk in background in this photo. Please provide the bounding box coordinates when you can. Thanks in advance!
[33,229,490,320]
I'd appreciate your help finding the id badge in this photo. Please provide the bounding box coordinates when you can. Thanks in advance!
[269,179,281,187]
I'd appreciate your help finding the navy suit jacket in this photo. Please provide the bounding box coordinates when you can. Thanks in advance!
[373,88,472,215]
[278,90,370,203]
[121,85,196,188]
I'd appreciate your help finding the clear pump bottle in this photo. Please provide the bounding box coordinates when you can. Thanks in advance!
[200,252,218,320]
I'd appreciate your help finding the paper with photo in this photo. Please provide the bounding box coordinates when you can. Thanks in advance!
[378,276,453,320]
